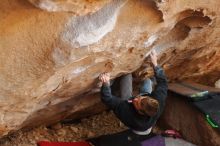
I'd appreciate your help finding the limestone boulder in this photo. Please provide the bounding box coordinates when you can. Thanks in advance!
[28,0,112,15]
[0,0,220,137]
[215,79,220,88]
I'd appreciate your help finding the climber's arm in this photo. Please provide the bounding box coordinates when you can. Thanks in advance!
[99,73,121,110]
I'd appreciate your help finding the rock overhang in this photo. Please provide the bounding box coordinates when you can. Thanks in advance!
[0,0,220,138]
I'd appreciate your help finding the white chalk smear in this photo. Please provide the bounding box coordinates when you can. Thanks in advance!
[144,35,158,48]
[71,67,87,74]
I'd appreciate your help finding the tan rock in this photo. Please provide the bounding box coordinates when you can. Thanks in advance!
[57,129,66,136]
[215,79,220,88]
[28,0,112,15]
[86,131,96,138]
[0,0,220,138]
[70,126,79,133]
[50,123,62,130]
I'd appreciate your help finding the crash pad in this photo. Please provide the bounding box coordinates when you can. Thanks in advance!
[168,82,220,129]
[164,137,196,146]
[142,135,195,146]
[141,135,165,146]
[37,141,91,146]
[192,93,220,129]
[88,129,157,146]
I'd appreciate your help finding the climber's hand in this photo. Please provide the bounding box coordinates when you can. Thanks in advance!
[150,49,158,67]
[99,73,110,85]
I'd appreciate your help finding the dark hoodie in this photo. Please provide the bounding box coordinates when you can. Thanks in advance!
[101,66,168,131]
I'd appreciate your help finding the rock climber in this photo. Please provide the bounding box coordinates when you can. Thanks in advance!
[91,50,168,146]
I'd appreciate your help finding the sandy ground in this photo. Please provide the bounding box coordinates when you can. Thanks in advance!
[0,110,196,146]
[0,111,128,146]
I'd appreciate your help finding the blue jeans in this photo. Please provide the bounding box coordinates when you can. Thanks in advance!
[139,78,152,95]
[112,74,152,100]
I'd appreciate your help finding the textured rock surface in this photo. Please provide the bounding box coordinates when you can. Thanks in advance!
[0,111,127,146]
[0,0,220,138]
[28,0,112,15]
[158,93,220,146]
[215,79,220,88]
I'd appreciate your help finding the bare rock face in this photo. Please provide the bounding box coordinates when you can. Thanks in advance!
[28,0,112,15]
[215,79,220,88]
[0,0,220,138]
